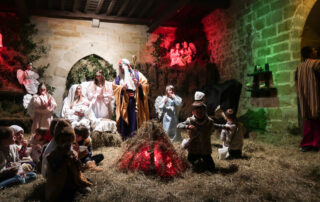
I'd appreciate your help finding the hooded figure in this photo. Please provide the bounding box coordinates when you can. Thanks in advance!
[61,85,91,129]
[113,58,149,140]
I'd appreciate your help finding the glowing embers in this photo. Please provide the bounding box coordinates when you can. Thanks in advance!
[117,121,188,178]
[170,41,196,66]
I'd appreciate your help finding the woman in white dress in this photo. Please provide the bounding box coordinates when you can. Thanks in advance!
[29,83,57,136]
[81,70,117,133]
[61,85,91,129]
[155,85,182,141]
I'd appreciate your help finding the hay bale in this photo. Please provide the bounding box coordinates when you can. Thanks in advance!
[91,131,122,148]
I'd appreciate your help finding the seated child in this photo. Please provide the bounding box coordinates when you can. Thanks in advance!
[218,109,245,159]
[9,125,28,159]
[45,122,92,201]
[0,127,37,189]
[29,128,47,163]
[41,118,63,178]
[177,101,217,172]
[74,126,104,172]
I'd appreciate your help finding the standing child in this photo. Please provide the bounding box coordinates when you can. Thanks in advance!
[155,85,183,141]
[218,109,244,159]
[177,101,217,172]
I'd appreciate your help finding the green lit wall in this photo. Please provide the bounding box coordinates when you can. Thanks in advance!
[202,0,318,132]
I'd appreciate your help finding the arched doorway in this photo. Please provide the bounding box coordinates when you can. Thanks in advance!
[301,0,320,53]
[64,54,116,98]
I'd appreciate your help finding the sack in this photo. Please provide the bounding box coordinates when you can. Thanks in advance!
[180,138,190,149]
[218,147,229,160]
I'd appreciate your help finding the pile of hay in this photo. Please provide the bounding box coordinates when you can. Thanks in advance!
[117,120,188,178]
[91,131,122,148]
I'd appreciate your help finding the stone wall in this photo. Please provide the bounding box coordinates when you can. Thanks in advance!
[30,16,149,114]
[202,0,317,132]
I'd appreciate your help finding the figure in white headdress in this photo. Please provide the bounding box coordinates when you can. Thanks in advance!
[113,58,149,140]
[155,85,182,141]
[61,85,91,129]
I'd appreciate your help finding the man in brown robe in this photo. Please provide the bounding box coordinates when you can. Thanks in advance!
[295,46,320,152]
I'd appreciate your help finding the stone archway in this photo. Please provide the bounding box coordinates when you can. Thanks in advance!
[301,0,320,49]
[51,41,119,114]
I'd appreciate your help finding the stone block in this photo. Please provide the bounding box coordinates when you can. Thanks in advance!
[271,0,286,10]
[266,10,283,26]
[267,33,290,45]
[266,108,283,120]
[266,52,291,64]
[272,42,289,53]
[258,48,271,57]
[275,71,291,83]
[282,107,298,120]
[256,4,271,18]
[53,30,81,37]
[254,18,265,30]
[262,26,277,38]
[283,4,298,19]
[277,84,296,96]
[278,20,291,33]
[253,39,266,49]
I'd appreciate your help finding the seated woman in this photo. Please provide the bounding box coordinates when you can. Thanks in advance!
[81,70,117,133]
[61,85,91,129]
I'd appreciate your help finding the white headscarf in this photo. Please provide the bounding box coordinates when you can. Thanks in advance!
[194,91,205,101]
[10,125,24,134]
[61,84,79,117]
[118,58,136,91]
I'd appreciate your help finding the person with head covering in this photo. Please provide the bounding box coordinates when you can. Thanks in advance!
[28,83,57,137]
[194,91,205,102]
[113,58,150,140]
[155,85,182,141]
[16,62,40,95]
[80,70,117,133]
[61,85,91,129]
[177,101,230,172]
[295,46,320,152]
[9,125,28,159]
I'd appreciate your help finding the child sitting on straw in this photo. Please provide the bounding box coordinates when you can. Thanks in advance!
[74,126,104,172]
[0,127,37,189]
[45,121,92,201]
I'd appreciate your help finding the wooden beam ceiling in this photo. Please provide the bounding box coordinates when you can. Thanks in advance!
[148,0,191,33]
[32,9,149,24]
[127,0,142,17]
[138,0,154,18]
[95,0,105,14]
[106,0,116,16]
[73,0,81,12]
[117,0,130,17]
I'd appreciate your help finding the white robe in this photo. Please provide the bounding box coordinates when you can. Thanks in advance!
[61,85,91,129]
[80,81,117,133]
[155,95,182,141]
[29,93,56,136]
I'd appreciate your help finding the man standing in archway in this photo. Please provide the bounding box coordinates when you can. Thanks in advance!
[295,46,320,152]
